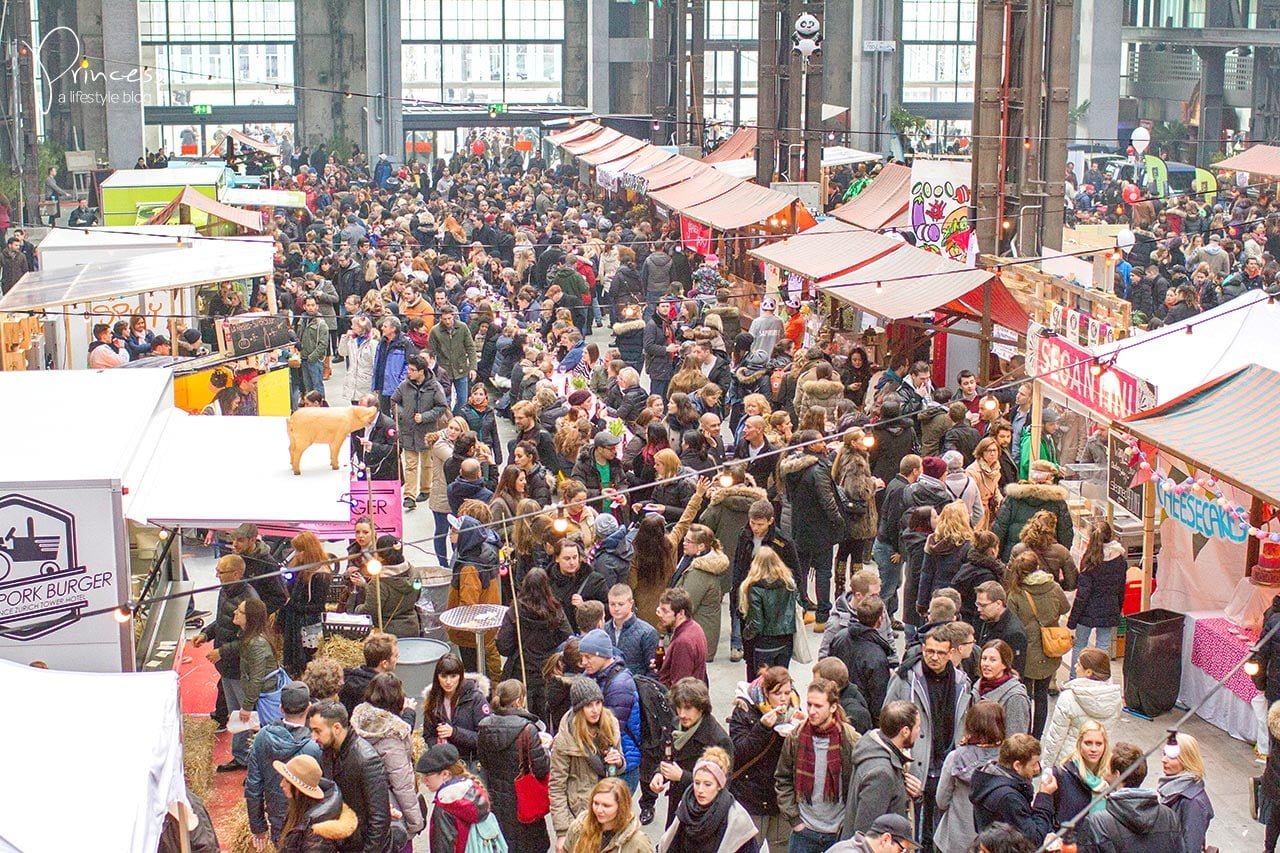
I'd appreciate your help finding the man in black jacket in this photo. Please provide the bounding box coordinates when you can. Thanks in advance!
[969,733,1057,846]
[1076,742,1184,853]
[612,367,648,430]
[780,431,849,629]
[310,700,393,853]
[641,302,677,400]
[392,355,449,508]
[191,554,260,770]
[733,416,776,495]
[974,580,1028,674]
[872,454,921,631]
[869,398,920,486]
[230,523,288,615]
[509,400,562,475]
[351,393,399,481]
[829,595,896,722]
[570,431,631,511]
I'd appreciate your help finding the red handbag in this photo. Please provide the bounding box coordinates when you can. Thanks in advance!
[514,726,550,824]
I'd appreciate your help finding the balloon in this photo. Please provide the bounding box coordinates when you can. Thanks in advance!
[1123,185,1142,204]
[1116,228,1136,253]
[1131,126,1151,155]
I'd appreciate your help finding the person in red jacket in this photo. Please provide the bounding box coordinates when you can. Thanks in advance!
[654,587,708,686]
[783,300,806,350]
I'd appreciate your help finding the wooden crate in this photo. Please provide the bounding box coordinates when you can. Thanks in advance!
[0,315,40,371]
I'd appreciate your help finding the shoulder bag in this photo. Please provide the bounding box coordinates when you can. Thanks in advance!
[1021,590,1073,659]
[513,726,551,824]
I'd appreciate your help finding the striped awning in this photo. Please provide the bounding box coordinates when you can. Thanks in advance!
[1122,364,1280,505]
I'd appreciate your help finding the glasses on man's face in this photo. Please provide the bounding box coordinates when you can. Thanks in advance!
[922,648,949,659]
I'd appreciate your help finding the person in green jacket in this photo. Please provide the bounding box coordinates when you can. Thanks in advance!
[295,294,330,405]
[1017,408,1061,481]
[427,305,476,413]
[234,597,281,729]
[738,545,800,675]
[548,261,590,336]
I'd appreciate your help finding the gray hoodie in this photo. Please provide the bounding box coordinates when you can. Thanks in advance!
[935,744,1001,853]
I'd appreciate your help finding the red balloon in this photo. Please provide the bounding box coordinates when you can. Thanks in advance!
[471,140,486,156]
[1123,185,1141,204]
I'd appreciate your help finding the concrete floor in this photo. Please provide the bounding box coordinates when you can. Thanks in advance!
[188,328,1264,851]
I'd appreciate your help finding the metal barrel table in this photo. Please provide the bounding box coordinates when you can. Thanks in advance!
[438,603,509,663]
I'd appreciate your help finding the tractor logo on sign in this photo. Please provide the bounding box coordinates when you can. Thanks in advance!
[0,494,92,641]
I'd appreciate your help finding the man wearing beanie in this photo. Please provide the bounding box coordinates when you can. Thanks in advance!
[588,514,633,589]
[245,681,322,847]
[578,628,643,791]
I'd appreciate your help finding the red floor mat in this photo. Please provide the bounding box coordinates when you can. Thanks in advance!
[177,640,219,715]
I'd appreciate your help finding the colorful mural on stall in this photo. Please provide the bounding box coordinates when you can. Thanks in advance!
[909,159,973,262]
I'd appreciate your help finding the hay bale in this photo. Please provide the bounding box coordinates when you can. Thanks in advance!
[182,715,218,801]
[315,635,365,669]
[224,800,278,853]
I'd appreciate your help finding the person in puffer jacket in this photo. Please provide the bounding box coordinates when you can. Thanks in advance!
[589,515,635,589]
[246,681,323,846]
[417,743,497,853]
[1039,647,1123,767]
[611,303,647,372]
[578,629,644,786]
[350,673,425,837]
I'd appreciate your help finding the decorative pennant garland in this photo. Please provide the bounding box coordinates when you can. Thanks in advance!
[1119,434,1280,543]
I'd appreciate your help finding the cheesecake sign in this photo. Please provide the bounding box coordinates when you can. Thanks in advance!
[0,493,114,641]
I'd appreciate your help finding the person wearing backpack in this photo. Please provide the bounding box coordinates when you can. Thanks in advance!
[417,743,506,853]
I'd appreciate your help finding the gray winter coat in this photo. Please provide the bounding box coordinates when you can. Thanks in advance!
[970,676,1031,736]
[883,660,972,779]
[935,744,1001,853]
[350,702,425,834]
[641,251,674,297]
[391,376,449,452]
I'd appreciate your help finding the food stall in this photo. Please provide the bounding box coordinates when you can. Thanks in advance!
[0,368,352,673]
[146,186,267,235]
[828,162,911,231]
[1115,364,1280,741]
[0,235,275,371]
[99,166,228,225]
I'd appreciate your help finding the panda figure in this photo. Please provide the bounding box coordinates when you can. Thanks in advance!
[792,13,822,58]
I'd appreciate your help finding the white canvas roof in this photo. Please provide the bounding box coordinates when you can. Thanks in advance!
[1091,289,1280,403]
[0,238,273,313]
[0,659,187,853]
[123,410,352,527]
[222,187,309,209]
[0,369,352,527]
[36,225,198,252]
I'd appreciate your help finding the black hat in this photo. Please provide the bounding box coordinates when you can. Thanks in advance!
[416,743,460,774]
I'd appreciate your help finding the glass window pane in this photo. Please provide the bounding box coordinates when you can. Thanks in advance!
[404,0,442,40]
[232,0,295,40]
[442,43,505,102]
[158,43,237,105]
[232,43,294,104]
[504,43,562,103]
[403,42,444,103]
[167,0,233,41]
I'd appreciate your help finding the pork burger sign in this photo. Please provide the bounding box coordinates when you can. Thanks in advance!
[0,485,131,671]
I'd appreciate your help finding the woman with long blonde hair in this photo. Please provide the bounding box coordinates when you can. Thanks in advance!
[738,546,799,675]
[916,501,975,615]
[281,531,332,675]
[564,777,650,853]
[1158,732,1215,852]
[550,678,626,850]
[1049,720,1112,825]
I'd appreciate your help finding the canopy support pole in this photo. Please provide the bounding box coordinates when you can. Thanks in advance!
[1247,496,1263,580]
[1029,380,1044,465]
[979,280,994,385]
[1140,479,1156,610]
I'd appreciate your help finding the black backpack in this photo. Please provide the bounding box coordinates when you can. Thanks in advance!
[633,673,675,750]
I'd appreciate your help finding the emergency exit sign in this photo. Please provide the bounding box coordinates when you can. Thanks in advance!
[191,104,213,116]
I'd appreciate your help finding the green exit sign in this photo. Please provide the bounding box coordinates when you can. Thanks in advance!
[191,104,213,116]
[488,103,507,117]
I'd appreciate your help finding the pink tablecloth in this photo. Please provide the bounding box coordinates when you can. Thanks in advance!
[1190,617,1262,703]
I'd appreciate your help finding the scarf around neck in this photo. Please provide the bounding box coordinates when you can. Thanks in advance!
[978,671,1016,696]
[673,785,732,852]
[672,715,704,753]
[795,718,843,804]
[1074,758,1109,813]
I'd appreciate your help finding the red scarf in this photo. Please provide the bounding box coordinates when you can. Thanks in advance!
[794,718,843,804]
[978,671,1016,696]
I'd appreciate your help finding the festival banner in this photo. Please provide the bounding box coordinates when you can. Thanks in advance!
[1026,324,1157,421]
[908,159,973,262]
[680,216,713,256]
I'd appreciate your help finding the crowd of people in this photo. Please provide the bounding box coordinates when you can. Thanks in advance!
[1065,160,1280,326]
[154,142,1254,853]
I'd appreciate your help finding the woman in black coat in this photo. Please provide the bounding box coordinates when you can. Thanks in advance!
[280,532,333,676]
[728,667,799,839]
[476,680,551,852]
[496,568,573,726]
[952,531,1006,625]
[423,654,491,767]
[1066,520,1128,679]
[611,305,646,371]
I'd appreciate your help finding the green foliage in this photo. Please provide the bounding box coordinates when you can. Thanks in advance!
[39,139,67,178]
[326,136,353,162]
[0,165,18,204]
[889,105,928,136]
[1152,121,1189,146]
[1068,100,1091,126]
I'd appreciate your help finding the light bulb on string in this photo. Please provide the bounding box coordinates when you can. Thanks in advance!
[114,603,135,624]
[861,433,877,450]
[552,515,570,534]
[367,558,383,576]
[980,395,999,413]
[717,473,734,488]
[1163,731,1181,759]
[1246,657,1262,678]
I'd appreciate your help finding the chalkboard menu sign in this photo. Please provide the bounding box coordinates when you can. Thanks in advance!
[217,312,293,357]
[1107,431,1144,518]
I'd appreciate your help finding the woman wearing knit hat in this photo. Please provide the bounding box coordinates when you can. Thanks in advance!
[658,745,761,853]
[550,677,627,849]
[272,754,358,852]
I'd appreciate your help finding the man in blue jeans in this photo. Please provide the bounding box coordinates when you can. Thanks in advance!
[873,453,921,631]
[775,679,859,852]
[191,554,260,772]
[295,294,329,402]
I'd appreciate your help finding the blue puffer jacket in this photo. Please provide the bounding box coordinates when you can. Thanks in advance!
[245,721,323,840]
[605,613,659,677]
[372,332,415,396]
[592,660,643,772]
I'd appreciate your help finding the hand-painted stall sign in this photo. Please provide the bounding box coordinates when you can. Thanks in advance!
[1027,325,1156,421]
[1156,483,1249,543]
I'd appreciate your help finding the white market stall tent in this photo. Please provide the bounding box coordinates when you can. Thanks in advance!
[0,659,187,853]
[1091,289,1280,404]
[0,368,351,672]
